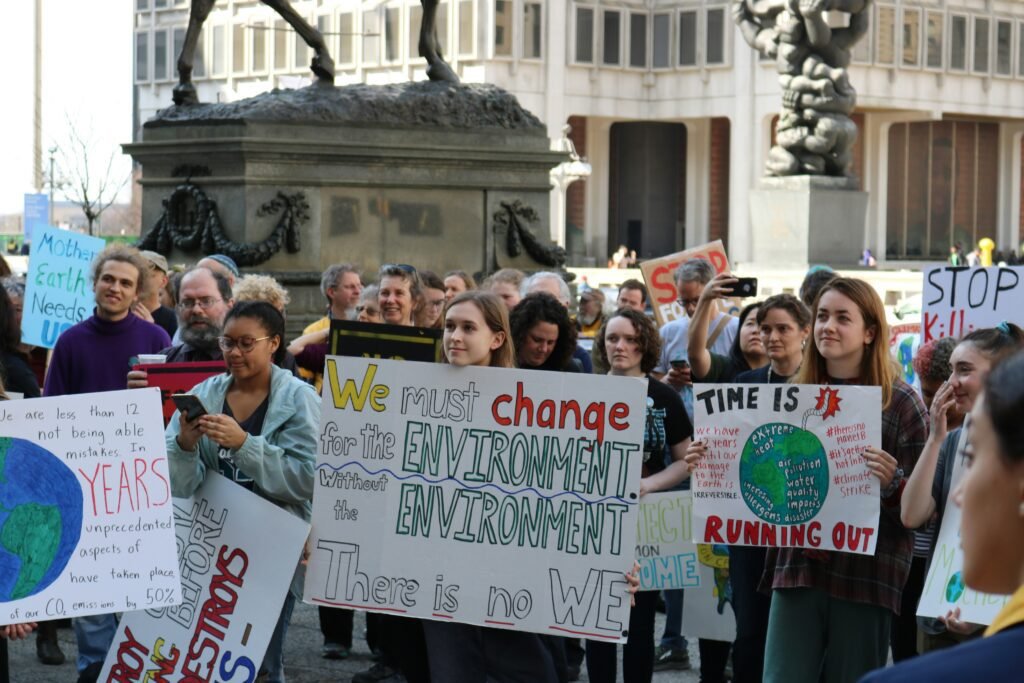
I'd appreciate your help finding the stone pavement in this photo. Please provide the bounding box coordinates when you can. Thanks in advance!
[6,603,704,682]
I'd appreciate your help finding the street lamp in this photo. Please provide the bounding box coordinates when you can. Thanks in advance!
[550,124,592,249]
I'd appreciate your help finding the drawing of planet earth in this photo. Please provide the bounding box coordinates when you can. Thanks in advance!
[739,423,829,525]
[0,436,83,601]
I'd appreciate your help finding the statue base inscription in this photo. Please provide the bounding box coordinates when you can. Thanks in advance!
[748,176,867,269]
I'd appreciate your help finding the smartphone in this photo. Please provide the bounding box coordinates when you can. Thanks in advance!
[171,394,209,421]
[670,358,690,369]
[728,277,758,298]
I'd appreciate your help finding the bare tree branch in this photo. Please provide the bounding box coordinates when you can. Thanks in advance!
[54,114,132,236]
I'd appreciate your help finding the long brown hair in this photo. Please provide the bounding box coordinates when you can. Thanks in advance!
[794,277,898,408]
[443,291,516,368]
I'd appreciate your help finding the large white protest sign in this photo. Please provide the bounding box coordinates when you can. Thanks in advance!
[691,384,882,555]
[922,265,1024,342]
[304,356,646,643]
[0,388,179,623]
[99,473,309,683]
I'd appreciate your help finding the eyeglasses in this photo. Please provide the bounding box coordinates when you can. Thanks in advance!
[426,299,446,309]
[217,335,271,353]
[676,297,700,308]
[178,297,223,310]
[355,305,380,315]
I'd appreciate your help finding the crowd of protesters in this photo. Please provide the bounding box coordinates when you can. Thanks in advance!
[1,244,1023,683]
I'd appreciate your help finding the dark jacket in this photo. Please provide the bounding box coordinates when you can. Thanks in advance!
[859,624,1024,682]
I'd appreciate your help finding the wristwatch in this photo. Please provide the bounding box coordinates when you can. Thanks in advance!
[882,466,905,500]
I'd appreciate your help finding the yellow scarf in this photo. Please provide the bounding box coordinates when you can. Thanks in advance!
[984,585,1024,636]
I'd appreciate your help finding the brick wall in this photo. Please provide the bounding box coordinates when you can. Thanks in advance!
[709,118,730,249]
[566,115,587,234]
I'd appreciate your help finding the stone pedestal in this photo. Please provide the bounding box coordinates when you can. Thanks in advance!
[748,176,868,269]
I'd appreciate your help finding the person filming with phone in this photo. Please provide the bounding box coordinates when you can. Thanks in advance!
[166,300,319,683]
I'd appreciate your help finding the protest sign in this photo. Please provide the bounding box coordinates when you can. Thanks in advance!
[635,491,699,591]
[921,265,1024,342]
[330,319,442,362]
[0,388,179,623]
[23,193,48,242]
[99,473,309,683]
[639,240,731,327]
[21,225,105,348]
[304,356,646,642]
[691,383,882,555]
[889,323,921,390]
[136,361,226,424]
[681,545,736,642]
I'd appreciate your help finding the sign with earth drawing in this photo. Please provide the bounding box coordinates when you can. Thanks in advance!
[690,384,882,555]
[0,388,180,623]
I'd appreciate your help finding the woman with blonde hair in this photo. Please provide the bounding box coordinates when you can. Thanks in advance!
[761,277,928,683]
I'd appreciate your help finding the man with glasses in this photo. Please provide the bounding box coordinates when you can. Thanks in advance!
[299,264,363,389]
[127,267,235,388]
[43,245,172,683]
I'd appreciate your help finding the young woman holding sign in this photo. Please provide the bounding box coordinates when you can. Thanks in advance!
[900,323,1024,650]
[861,350,1024,682]
[587,308,693,683]
[759,277,928,683]
[422,290,561,682]
[166,301,319,683]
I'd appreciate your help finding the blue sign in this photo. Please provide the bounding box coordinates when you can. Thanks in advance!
[23,193,49,242]
[22,226,105,348]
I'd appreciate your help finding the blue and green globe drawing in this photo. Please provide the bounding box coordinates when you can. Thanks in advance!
[739,423,829,525]
[0,436,83,601]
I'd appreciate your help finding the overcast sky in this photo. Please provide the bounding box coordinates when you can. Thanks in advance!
[0,2,133,216]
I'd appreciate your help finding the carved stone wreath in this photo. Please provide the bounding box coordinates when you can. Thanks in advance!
[137,182,308,267]
[493,200,566,268]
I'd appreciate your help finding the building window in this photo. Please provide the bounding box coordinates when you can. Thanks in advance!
[678,10,697,66]
[274,20,288,71]
[459,0,474,56]
[950,15,967,71]
[652,12,670,69]
[232,23,245,75]
[494,0,513,56]
[363,11,380,64]
[603,10,621,66]
[996,20,1012,76]
[902,8,920,67]
[339,13,354,64]
[706,7,726,65]
[137,0,149,11]
[193,29,205,78]
[154,0,167,8]
[629,13,646,68]
[926,11,943,69]
[211,25,225,76]
[295,22,310,71]
[876,5,896,65]
[523,2,542,59]
[154,29,169,80]
[852,20,871,63]
[317,15,334,67]
[252,22,268,72]
[409,5,423,62]
[974,17,990,73]
[1019,22,1024,76]
[172,28,184,78]
[135,31,149,82]
[575,6,594,63]
[385,7,401,62]
[437,2,450,57]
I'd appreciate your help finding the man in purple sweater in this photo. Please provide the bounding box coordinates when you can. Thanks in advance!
[43,244,170,683]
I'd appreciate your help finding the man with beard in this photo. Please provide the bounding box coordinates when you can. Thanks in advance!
[126,267,234,388]
[575,288,606,338]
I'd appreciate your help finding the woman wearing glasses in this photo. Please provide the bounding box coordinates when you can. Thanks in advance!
[166,300,319,683]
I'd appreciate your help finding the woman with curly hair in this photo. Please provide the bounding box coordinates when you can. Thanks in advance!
[587,307,693,683]
[509,292,581,372]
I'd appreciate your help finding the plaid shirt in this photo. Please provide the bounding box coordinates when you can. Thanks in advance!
[761,379,929,614]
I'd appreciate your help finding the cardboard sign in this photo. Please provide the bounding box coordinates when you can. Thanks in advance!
[917,426,1010,624]
[681,544,736,643]
[0,388,179,622]
[99,473,310,682]
[304,356,646,643]
[136,361,226,424]
[330,320,443,362]
[639,241,731,327]
[691,384,882,555]
[921,266,1024,342]
[22,226,105,348]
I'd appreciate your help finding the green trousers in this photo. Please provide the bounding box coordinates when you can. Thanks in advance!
[763,587,891,683]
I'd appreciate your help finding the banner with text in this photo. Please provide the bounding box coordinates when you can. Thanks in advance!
[99,473,309,682]
[691,384,882,555]
[922,265,1024,342]
[304,356,646,642]
[136,361,226,424]
[0,388,179,623]
[22,225,105,348]
[330,319,443,362]
[639,240,732,327]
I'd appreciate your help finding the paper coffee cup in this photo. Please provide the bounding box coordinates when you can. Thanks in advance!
[138,354,168,365]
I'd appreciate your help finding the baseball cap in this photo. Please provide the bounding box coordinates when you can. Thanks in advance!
[140,250,169,273]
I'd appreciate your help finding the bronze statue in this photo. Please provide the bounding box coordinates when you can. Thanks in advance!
[173,0,458,106]
[734,0,870,177]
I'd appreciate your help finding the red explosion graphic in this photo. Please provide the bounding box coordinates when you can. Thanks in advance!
[815,387,842,420]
